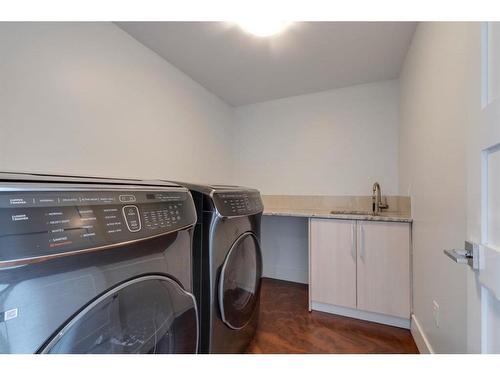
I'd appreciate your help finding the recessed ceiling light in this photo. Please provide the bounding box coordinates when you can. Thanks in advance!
[236,20,292,37]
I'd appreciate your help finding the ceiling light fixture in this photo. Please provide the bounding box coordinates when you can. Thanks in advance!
[236,20,291,37]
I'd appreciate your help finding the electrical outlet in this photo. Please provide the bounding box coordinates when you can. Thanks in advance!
[433,300,440,328]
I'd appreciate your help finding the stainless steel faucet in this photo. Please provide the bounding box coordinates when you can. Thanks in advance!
[372,182,389,215]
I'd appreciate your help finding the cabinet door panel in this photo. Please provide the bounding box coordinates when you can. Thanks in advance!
[310,218,356,309]
[357,221,410,318]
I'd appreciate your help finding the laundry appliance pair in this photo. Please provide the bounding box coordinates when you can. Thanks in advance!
[0,173,263,354]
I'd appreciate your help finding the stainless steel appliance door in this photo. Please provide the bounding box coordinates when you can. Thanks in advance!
[218,232,262,330]
[40,275,198,354]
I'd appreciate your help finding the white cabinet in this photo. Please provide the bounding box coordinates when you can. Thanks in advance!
[357,221,411,319]
[309,219,356,309]
[309,218,411,327]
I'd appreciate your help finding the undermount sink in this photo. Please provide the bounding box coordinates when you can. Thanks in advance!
[330,209,374,216]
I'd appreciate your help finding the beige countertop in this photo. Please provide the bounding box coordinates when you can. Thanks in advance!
[261,195,413,223]
[263,208,412,223]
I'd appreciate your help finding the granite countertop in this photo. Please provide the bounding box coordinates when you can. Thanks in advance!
[263,208,413,223]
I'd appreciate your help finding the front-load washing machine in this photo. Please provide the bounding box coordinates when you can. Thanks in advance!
[0,172,198,354]
[177,183,264,354]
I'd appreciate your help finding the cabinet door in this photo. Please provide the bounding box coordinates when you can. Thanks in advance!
[357,221,410,318]
[310,218,357,309]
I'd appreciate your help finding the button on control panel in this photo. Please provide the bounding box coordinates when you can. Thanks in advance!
[143,203,183,230]
[119,194,136,203]
[224,197,247,214]
[122,205,141,232]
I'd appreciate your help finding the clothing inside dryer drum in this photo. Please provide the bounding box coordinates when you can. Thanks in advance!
[220,234,262,329]
[44,278,197,354]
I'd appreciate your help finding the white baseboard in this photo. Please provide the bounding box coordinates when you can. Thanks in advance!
[410,314,434,354]
[311,301,410,329]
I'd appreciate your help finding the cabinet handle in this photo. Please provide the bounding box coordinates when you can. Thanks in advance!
[360,225,365,260]
[351,222,356,260]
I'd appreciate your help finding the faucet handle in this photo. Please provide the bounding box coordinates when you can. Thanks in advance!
[378,197,389,210]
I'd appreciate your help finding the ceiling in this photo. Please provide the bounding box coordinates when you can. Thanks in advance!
[117,22,417,107]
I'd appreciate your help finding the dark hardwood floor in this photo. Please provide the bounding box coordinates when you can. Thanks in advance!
[246,278,419,354]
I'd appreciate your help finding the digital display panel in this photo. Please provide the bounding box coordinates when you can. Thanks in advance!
[212,191,263,217]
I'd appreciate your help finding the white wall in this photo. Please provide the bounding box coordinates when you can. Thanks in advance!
[399,22,469,353]
[261,216,309,283]
[233,80,400,195]
[0,22,234,183]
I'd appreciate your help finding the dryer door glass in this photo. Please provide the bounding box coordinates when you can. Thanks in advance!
[41,276,198,354]
[219,232,262,330]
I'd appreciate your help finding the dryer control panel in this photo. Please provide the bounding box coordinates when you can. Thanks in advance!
[0,187,196,266]
[212,190,263,217]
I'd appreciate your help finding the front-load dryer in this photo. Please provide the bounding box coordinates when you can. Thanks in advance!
[176,183,264,354]
[0,173,198,354]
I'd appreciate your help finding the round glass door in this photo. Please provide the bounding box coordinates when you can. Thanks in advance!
[218,232,262,330]
[41,275,198,354]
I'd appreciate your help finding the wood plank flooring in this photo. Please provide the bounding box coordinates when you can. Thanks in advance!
[246,278,419,354]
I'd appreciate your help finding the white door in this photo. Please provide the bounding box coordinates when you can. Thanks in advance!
[462,22,500,353]
[309,219,357,310]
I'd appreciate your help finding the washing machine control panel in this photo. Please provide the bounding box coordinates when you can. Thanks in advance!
[0,188,197,266]
[212,191,263,217]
